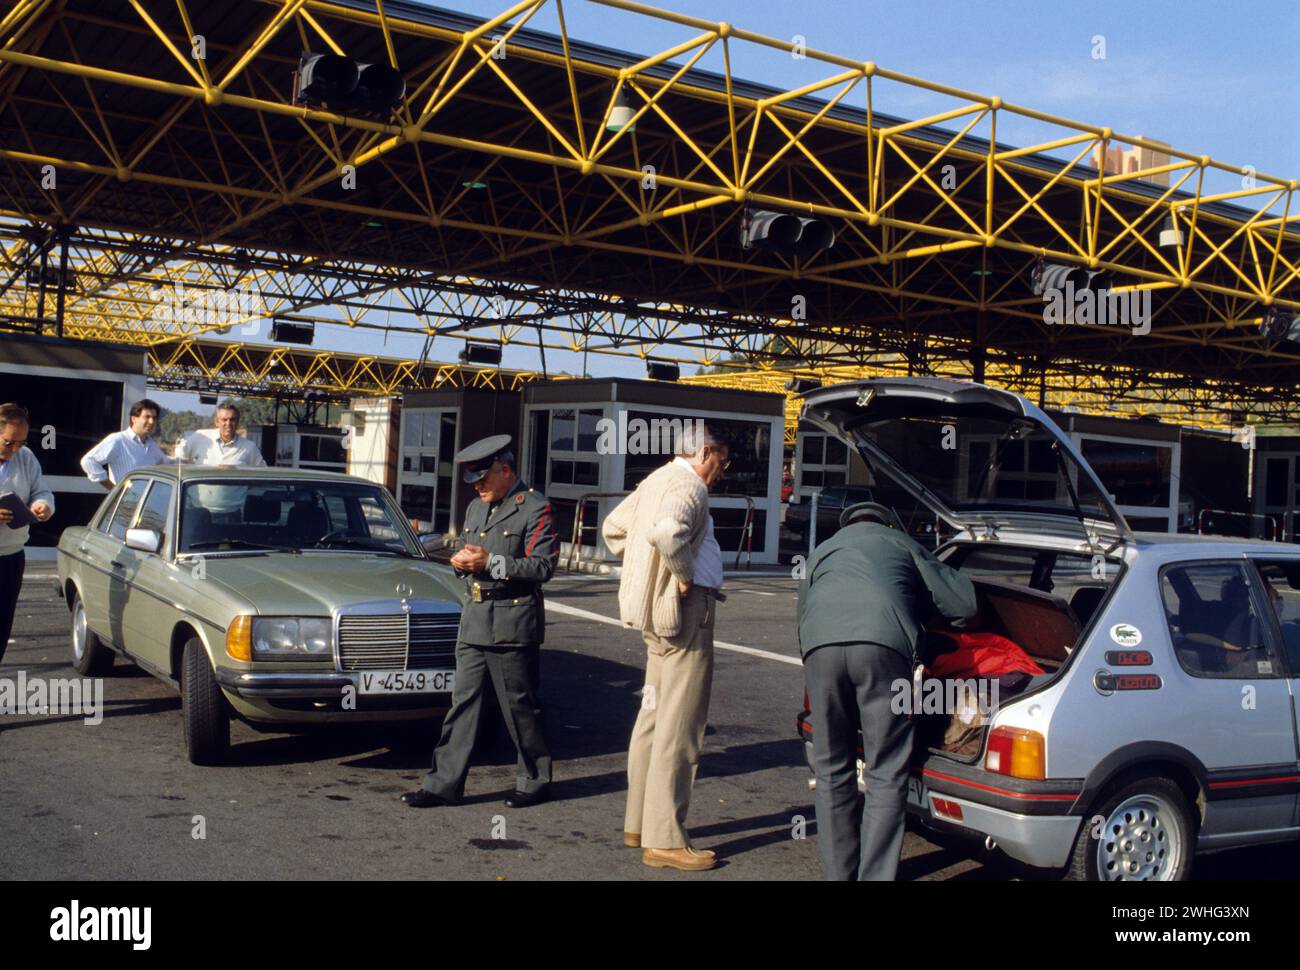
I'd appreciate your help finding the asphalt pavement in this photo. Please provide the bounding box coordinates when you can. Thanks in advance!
[1,566,1294,881]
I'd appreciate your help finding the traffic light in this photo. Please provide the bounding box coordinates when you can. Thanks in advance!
[269,318,315,345]
[646,360,680,381]
[1031,260,1111,298]
[459,342,502,366]
[296,53,405,116]
[740,208,835,256]
[1260,307,1300,343]
[784,377,822,394]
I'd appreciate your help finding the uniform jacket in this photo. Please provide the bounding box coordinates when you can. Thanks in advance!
[797,521,978,662]
[454,479,558,647]
[601,460,709,638]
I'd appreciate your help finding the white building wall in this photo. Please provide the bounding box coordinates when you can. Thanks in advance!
[346,397,395,489]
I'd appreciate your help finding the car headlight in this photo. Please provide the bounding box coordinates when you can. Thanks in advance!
[251,617,332,659]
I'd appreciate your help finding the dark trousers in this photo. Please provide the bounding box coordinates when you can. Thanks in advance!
[422,640,552,800]
[805,642,914,881]
[0,549,25,665]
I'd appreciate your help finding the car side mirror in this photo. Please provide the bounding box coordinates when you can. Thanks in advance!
[125,528,162,554]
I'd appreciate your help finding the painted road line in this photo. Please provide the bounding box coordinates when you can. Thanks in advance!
[546,599,803,668]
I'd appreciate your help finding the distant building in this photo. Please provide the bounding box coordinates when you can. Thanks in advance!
[1091,137,1172,186]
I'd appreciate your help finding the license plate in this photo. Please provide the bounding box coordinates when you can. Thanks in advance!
[907,775,926,808]
[358,670,455,695]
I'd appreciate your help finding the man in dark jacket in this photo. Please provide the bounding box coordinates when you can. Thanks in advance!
[799,501,978,880]
[402,434,558,810]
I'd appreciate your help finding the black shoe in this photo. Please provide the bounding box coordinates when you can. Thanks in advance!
[504,788,549,809]
[401,789,455,808]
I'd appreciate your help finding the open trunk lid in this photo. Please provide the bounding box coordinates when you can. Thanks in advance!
[799,378,1132,549]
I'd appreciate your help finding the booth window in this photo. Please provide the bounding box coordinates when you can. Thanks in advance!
[799,433,848,490]
[541,407,601,490]
[297,431,347,472]
[965,436,1058,502]
[710,506,767,556]
[434,412,457,532]
[1264,456,1289,507]
[398,408,457,532]
[1080,438,1172,508]
[622,411,770,497]
[1,372,122,477]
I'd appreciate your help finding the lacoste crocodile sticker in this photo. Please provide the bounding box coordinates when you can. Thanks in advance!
[1109,623,1142,648]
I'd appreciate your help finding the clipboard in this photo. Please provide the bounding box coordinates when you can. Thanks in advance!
[0,492,38,529]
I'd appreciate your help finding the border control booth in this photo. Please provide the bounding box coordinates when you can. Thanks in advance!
[521,378,785,568]
[347,387,521,538]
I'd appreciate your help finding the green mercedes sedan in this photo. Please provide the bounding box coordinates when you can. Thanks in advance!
[56,465,466,765]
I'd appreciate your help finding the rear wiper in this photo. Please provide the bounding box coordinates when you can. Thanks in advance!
[185,539,300,553]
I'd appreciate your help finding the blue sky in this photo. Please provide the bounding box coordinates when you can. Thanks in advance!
[154,0,1300,414]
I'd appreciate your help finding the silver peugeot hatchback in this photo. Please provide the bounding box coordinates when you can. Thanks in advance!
[796,377,1300,881]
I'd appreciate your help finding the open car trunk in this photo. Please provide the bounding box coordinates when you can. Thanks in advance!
[796,378,1131,763]
[915,557,1115,760]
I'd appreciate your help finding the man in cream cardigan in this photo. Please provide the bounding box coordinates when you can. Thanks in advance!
[602,422,731,872]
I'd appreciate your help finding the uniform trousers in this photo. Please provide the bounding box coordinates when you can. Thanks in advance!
[421,640,552,799]
[625,586,716,849]
[0,549,25,665]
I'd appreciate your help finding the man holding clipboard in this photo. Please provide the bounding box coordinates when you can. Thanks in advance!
[0,403,54,664]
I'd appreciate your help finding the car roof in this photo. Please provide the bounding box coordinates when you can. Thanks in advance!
[1129,531,1300,559]
[129,464,372,485]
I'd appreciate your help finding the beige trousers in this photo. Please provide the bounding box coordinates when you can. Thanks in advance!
[624,586,716,850]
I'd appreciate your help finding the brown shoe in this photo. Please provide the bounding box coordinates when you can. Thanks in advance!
[624,832,641,848]
[643,847,717,871]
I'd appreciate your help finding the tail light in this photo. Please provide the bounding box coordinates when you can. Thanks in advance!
[803,688,810,713]
[984,726,1046,780]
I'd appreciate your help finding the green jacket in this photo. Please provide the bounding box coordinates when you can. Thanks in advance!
[797,522,978,661]
[454,479,558,647]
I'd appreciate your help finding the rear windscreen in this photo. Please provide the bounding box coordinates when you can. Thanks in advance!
[849,411,1115,522]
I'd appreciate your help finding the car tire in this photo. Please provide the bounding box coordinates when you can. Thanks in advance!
[182,637,230,766]
[1066,774,1196,881]
[70,591,114,676]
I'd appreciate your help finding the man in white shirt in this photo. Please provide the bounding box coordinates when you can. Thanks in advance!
[175,403,266,519]
[80,398,170,489]
[691,509,725,593]
[175,403,266,468]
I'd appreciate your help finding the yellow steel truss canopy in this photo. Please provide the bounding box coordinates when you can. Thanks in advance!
[685,359,1289,443]
[148,335,542,402]
[1,0,1297,419]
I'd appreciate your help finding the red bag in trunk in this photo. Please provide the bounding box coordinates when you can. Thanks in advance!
[926,630,1045,679]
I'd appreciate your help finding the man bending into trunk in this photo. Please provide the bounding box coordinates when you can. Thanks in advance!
[799,501,978,880]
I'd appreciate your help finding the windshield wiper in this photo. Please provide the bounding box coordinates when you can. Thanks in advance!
[312,537,407,556]
[185,539,300,553]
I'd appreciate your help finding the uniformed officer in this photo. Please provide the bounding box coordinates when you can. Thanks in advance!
[402,435,559,809]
